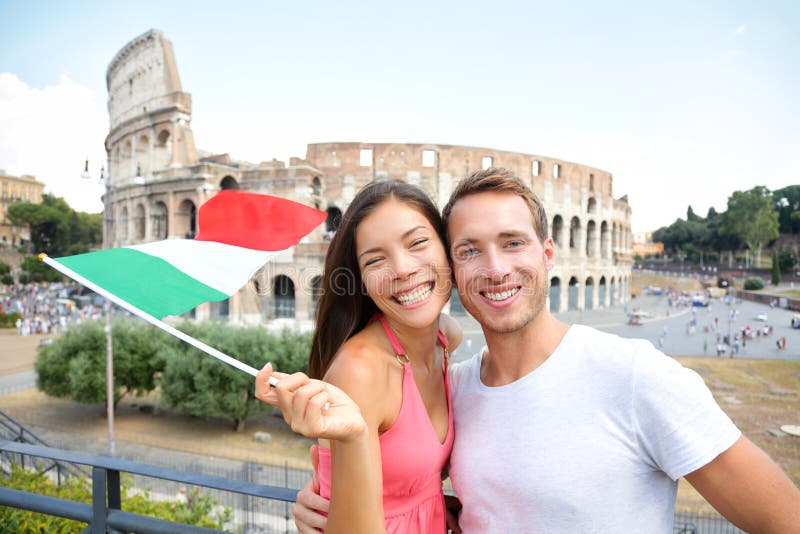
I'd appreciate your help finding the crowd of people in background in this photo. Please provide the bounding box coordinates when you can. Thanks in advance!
[0,282,106,336]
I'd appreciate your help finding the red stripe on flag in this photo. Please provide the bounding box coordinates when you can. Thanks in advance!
[194,190,326,250]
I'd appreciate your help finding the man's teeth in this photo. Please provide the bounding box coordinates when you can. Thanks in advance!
[483,287,520,301]
[396,284,433,305]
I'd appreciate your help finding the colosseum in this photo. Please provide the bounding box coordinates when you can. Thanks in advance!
[103,30,633,325]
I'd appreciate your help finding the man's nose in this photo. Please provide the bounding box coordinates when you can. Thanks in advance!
[483,248,509,282]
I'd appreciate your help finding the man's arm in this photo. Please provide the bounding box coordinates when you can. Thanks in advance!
[685,435,800,533]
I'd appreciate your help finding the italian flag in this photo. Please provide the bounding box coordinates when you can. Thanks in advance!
[41,190,326,376]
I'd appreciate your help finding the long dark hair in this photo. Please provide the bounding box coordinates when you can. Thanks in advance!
[308,180,446,379]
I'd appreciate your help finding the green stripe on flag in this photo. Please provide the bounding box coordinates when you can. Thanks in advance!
[56,248,229,318]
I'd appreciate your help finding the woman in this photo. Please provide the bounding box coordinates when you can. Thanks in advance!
[256,180,461,534]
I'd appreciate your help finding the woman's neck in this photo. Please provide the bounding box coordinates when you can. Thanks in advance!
[381,314,441,371]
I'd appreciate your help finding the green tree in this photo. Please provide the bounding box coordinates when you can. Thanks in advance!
[160,323,311,432]
[7,194,102,256]
[20,255,63,283]
[35,319,169,409]
[686,205,701,222]
[718,186,779,267]
[773,185,800,234]
[772,250,781,285]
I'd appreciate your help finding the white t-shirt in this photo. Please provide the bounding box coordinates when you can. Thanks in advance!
[448,324,740,533]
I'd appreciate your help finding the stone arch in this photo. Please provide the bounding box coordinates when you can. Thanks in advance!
[569,217,581,250]
[119,206,129,243]
[568,276,579,311]
[151,201,168,239]
[220,175,239,190]
[585,276,594,310]
[549,277,560,312]
[587,197,597,214]
[311,176,322,197]
[155,129,171,169]
[176,199,197,238]
[273,275,296,318]
[599,276,607,307]
[552,215,564,247]
[134,203,146,240]
[136,134,149,177]
[586,220,597,257]
[326,206,342,234]
[600,221,609,259]
[157,129,170,146]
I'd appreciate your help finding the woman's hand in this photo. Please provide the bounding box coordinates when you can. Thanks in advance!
[255,363,368,442]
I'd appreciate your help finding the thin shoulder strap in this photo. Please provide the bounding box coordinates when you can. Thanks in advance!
[379,314,406,356]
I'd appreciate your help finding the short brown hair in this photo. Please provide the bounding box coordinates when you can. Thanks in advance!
[442,167,549,243]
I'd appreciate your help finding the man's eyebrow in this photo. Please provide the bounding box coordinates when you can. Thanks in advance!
[357,226,427,260]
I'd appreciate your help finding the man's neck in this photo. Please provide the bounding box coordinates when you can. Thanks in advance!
[480,311,570,387]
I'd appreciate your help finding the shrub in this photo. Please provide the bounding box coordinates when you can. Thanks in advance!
[0,463,230,532]
[0,311,22,328]
[1,273,13,285]
[160,323,311,431]
[744,277,765,290]
[35,319,170,408]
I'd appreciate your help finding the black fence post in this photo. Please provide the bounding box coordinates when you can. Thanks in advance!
[92,466,107,534]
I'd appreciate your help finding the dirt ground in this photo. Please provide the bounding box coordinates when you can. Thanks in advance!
[0,330,49,376]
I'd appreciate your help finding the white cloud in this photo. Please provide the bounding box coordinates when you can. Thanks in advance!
[735,25,746,35]
[0,72,108,213]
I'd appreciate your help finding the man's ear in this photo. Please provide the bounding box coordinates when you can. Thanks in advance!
[542,236,556,271]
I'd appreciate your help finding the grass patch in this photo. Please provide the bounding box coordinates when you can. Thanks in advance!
[673,357,800,514]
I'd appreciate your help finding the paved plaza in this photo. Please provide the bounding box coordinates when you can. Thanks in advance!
[450,294,800,363]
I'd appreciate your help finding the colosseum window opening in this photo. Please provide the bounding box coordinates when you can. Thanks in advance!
[273,275,295,318]
[552,215,563,246]
[532,160,541,176]
[482,156,493,170]
[589,174,595,191]
[553,163,561,179]
[569,217,580,249]
[325,207,342,237]
[585,277,594,310]
[422,150,437,168]
[312,177,322,197]
[586,220,597,257]
[587,197,597,214]
[157,130,170,146]
[360,149,373,167]
[600,221,609,259]
[549,277,560,313]
[568,277,579,311]
[220,176,239,190]
[151,201,168,240]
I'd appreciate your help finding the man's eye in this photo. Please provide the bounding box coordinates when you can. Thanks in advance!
[507,240,523,248]
[456,247,477,259]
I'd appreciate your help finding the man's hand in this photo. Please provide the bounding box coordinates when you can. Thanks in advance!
[444,494,463,534]
[294,445,330,533]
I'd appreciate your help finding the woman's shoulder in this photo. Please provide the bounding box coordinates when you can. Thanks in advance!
[324,327,394,391]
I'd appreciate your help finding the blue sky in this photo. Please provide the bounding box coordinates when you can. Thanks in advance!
[1,0,798,232]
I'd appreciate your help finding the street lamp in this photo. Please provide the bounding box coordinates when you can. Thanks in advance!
[81,158,115,456]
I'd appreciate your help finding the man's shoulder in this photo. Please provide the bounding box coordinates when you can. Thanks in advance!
[566,324,667,367]
[449,350,483,388]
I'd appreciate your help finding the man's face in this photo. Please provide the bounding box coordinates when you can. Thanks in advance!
[448,191,555,334]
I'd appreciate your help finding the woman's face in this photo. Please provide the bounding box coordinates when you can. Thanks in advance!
[355,198,451,330]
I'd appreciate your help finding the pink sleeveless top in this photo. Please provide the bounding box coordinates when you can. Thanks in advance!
[317,315,454,533]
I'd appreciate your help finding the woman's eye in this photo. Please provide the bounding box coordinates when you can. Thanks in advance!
[411,238,428,248]
[364,257,382,267]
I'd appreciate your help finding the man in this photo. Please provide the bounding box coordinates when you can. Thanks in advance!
[294,168,800,532]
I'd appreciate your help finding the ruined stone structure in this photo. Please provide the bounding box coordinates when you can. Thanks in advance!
[0,170,44,248]
[104,30,632,325]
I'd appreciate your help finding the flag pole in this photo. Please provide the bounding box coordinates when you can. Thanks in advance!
[40,253,267,379]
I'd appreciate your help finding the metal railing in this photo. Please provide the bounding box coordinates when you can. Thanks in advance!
[0,440,298,534]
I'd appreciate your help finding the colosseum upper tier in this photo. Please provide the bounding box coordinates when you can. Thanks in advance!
[103,30,633,325]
